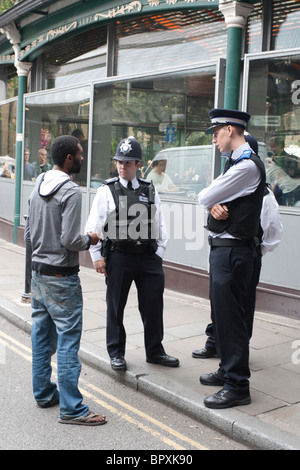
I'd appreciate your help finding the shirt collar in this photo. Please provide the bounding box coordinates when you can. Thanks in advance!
[232,142,251,161]
[119,176,139,189]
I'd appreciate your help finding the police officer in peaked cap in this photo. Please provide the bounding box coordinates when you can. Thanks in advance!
[85,136,179,371]
[197,109,266,409]
[193,131,282,359]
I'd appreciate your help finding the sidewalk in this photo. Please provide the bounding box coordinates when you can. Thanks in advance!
[0,238,299,450]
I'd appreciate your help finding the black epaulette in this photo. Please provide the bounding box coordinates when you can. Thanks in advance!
[104,177,119,185]
[138,177,151,184]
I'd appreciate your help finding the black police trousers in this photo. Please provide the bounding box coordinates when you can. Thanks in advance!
[105,250,166,359]
[205,244,262,352]
[209,245,256,393]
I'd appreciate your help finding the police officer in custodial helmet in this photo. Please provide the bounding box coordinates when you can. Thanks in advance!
[85,136,179,371]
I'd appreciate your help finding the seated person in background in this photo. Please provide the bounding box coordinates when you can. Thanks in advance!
[269,137,300,178]
[146,155,178,192]
[1,162,11,178]
[265,157,300,206]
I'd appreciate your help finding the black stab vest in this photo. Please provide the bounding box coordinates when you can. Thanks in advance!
[206,153,266,240]
[104,177,158,249]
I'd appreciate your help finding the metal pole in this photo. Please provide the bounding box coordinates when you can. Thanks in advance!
[218,1,254,171]
[14,73,27,244]
[219,1,254,111]
[224,26,243,110]
[22,215,32,303]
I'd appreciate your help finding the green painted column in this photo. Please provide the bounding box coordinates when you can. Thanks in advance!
[219,1,254,111]
[14,63,32,244]
[224,26,243,109]
[218,1,254,171]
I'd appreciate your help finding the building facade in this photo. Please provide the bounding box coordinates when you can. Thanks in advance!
[0,0,299,318]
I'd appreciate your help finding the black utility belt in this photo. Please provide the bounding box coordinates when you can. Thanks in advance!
[208,237,255,247]
[111,243,156,254]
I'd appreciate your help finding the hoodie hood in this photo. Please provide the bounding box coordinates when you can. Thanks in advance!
[38,169,70,197]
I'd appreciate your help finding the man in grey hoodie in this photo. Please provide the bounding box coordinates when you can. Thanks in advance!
[26,135,106,426]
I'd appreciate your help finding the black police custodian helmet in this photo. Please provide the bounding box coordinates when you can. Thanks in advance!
[244,132,258,154]
[114,136,142,162]
[206,108,251,134]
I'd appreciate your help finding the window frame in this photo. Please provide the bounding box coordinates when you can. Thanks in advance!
[242,48,300,215]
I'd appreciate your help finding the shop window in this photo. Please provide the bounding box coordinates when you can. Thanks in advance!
[272,1,300,50]
[24,86,90,185]
[43,25,107,89]
[0,99,17,179]
[92,67,216,200]
[247,55,300,208]
[245,0,263,54]
[115,10,226,76]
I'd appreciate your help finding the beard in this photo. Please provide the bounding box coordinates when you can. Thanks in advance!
[71,158,82,174]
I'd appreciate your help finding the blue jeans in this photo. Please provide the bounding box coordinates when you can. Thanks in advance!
[31,271,90,419]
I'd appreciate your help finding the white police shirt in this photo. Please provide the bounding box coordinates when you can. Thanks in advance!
[85,176,168,262]
[260,188,283,256]
[198,142,262,239]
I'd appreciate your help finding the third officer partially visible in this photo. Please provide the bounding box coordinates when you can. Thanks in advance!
[85,136,179,371]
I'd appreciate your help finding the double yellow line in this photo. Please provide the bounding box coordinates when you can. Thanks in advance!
[0,328,208,450]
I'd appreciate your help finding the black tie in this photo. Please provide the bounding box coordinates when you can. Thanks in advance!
[127,180,133,190]
[223,152,233,174]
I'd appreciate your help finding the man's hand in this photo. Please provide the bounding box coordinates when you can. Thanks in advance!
[210,204,229,220]
[88,232,99,245]
[94,258,107,276]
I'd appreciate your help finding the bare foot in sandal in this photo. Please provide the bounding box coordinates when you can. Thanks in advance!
[58,411,107,426]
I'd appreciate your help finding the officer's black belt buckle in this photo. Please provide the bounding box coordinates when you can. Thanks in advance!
[208,237,255,247]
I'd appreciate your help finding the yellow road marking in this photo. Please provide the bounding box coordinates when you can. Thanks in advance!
[0,337,32,362]
[86,383,207,451]
[0,329,32,353]
[1,328,208,450]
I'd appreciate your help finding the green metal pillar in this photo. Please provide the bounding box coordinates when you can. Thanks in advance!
[218,1,254,171]
[14,63,31,244]
[219,1,254,111]
[224,26,243,109]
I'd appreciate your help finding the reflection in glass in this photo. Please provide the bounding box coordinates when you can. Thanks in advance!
[145,146,212,199]
[272,0,300,50]
[92,68,216,199]
[115,11,226,76]
[247,55,300,207]
[0,99,17,180]
[44,25,107,89]
[24,87,90,185]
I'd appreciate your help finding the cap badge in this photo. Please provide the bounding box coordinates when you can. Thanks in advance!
[120,139,132,155]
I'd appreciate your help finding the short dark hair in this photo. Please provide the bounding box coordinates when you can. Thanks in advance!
[72,129,84,139]
[50,135,80,167]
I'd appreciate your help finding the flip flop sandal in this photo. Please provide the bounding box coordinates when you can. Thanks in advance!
[58,412,107,426]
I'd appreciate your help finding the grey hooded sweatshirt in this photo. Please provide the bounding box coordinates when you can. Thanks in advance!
[25,169,91,275]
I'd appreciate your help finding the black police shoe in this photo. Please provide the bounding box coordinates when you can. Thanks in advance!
[200,371,225,386]
[110,357,127,371]
[204,388,251,409]
[192,347,217,359]
[146,354,180,367]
